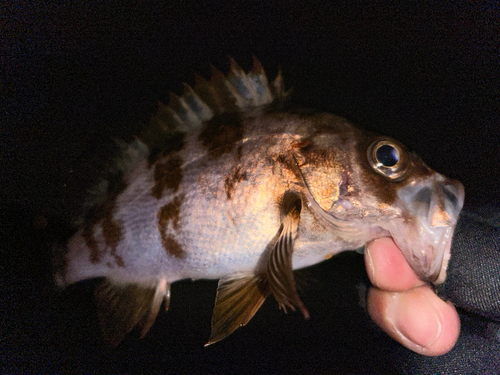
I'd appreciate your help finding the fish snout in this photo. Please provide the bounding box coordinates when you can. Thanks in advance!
[395,174,465,284]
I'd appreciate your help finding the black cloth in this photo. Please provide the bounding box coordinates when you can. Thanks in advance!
[400,208,500,373]
[440,207,500,322]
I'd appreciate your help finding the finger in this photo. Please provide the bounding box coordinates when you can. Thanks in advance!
[365,237,424,292]
[368,285,460,356]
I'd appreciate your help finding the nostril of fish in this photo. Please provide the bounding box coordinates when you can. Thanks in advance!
[443,185,458,208]
[414,187,432,206]
[411,187,433,220]
[442,183,466,220]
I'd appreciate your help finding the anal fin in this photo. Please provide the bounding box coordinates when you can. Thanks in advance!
[95,278,170,346]
[206,273,269,346]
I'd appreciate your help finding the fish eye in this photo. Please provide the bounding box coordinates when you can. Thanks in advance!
[367,139,410,180]
[376,144,399,167]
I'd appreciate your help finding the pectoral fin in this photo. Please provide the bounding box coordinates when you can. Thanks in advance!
[267,192,310,319]
[95,278,170,346]
[207,192,309,345]
[206,273,269,346]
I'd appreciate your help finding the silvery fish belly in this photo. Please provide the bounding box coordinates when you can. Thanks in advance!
[54,58,465,346]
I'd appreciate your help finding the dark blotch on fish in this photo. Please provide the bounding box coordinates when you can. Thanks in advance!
[152,155,183,199]
[224,166,248,199]
[147,132,186,165]
[198,112,244,159]
[163,237,185,259]
[83,171,127,264]
[102,214,125,268]
[83,225,100,264]
[157,196,185,258]
[158,196,182,230]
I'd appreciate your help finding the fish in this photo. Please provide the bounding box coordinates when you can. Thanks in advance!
[54,57,465,346]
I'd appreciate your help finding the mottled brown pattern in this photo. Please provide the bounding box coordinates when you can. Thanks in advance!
[299,147,338,168]
[275,154,289,165]
[198,112,244,159]
[102,215,122,249]
[111,247,125,267]
[163,236,185,259]
[82,172,127,265]
[158,196,182,230]
[82,224,102,264]
[83,225,101,264]
[151,154,183,199]
[157,196,185,258]
[102,214,125,268]
[147,132,186,165]
[224,166,248,199]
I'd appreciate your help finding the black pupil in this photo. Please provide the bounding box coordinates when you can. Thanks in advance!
[376,145,399,167]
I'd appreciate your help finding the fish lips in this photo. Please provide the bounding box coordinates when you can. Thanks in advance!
[382,174,465,284]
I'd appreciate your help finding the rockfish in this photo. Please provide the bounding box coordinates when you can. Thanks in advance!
[54,58,464,346]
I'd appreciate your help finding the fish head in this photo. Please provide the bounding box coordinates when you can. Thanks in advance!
[361,136,464,284]
[292,115,464,284]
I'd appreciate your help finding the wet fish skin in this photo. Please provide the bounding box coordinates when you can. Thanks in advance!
[54,58,464,346]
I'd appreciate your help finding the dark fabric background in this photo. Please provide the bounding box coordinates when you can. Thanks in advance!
[2,2,499,373]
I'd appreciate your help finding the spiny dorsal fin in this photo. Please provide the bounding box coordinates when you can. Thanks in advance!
[125,57,286,181]
[142,57,287,145]
[95,278,170,346]
[75,58,285,225]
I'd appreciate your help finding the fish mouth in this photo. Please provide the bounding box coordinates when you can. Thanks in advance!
[384,174,465,284]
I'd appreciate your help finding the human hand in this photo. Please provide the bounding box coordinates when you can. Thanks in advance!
[365,237,460,356]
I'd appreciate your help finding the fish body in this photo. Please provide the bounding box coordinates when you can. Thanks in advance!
[55,58,464,345]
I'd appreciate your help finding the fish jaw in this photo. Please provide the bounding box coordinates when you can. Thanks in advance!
[383,173,465,284]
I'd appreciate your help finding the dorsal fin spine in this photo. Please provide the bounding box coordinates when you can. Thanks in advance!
[248,56,272,105]
[227,57,258,106]
[270,69,286,100]
[181,83,214,122]
[193,72,224,115]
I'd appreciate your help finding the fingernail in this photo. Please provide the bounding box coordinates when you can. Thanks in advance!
[364,244,375,279]
[391,290,442,349]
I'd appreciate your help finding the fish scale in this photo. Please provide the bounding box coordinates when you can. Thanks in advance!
[55,57,464,346]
